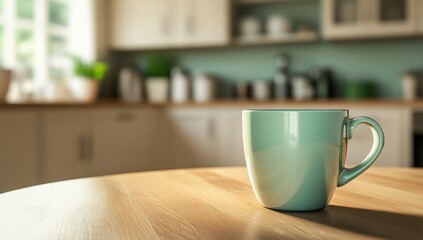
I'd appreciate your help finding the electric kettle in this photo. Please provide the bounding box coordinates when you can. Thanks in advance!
[118,66,144,102]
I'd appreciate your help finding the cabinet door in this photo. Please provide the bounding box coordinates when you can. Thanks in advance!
[322,0,371,39]
[92,109,162,176]
[371,0,417,36]
[192,0,230,46]
[165,109,220,169]
[218,109,245,167]
[418,0,423,33]
[170,0,193,45]
[152,0,230,47]
[42,111,92,183]
[0,111,39,193]
[346,108,411,167]
[110,0,168,49]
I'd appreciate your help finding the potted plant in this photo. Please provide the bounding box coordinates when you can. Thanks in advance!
[71,57,108,102]
[145,54,173,103]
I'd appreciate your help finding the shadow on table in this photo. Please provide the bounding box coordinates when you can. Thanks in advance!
[282,205,423,240]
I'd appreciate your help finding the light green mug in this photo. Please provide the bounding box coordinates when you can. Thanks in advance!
[242,109,384,211]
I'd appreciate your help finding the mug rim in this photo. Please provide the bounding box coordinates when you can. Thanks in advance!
[243,109,349,113]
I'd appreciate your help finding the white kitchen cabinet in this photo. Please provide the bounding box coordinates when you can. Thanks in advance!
[91,109,163,176]
[322,0,418,40]
[42,110,93,183]
[110,0,168,49]
[1,105,411,193]
[217,107,411,168]
[191,0,230,46]
[418,0,423,33]
[346,108,412,167]
[322,0,371,39]
[218,109,246,167]
[0,111,39,193]
[42,109,164,181]
[164,108,221,169]
[109,0,230,50]
[371,0,417,37]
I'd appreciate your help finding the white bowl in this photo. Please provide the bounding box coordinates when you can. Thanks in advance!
[0,69,12,102]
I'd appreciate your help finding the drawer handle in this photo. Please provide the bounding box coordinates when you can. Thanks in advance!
[79,135,93,162]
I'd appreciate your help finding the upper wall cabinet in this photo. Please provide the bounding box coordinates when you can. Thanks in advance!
[109,0,230,50]
[110,0,168,49]
[371,0,417,36]
[322,0,418,40]
[191,0,231,46]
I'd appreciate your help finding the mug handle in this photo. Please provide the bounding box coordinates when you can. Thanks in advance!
[338,117,385,187]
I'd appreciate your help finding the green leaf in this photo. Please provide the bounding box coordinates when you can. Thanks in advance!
[93,62,108,81]
[145,54,173,77]
[73,57,109,81]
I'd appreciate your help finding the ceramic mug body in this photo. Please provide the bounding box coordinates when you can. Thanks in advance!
[242,109,384,211]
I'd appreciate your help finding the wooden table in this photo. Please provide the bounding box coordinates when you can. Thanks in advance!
[0,167,422,239]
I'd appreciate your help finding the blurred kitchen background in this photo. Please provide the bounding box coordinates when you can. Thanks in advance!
[1,0,423,193]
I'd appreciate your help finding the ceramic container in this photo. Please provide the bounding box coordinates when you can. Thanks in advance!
[252,80,271,101]
[70,77,99,102]
[266,15,292,37]
[291,75,314,100]
[118,67,143,102]
[45,82,73,102]
[146,77,169,103]
[171,68,190,103]
[233,82,249,100]
[192,74,215,103]
[402,72,419,101]
[239,17,261,38]
[242,109,384,211]
[343,81,376,99]
[0,69,12,102]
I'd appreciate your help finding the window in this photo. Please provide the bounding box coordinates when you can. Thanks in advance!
[0,0,96,101]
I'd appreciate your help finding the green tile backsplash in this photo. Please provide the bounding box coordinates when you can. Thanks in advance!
[113,1,423,99]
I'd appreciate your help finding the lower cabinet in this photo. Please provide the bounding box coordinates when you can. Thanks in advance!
[42,109,163,183]
[41,106,414,186]
[163,108,248,169]
[0,105,414,192]
[91,109,162,176]
[42,110,93,183]
[347,108,412,167]
[164,108,220,169]
[218,109,245,167]
[0,111,39,193]
[217,107,412,168]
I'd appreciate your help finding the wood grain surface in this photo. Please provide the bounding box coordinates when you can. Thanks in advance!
[0,167,422,239]
[2,99,423,109]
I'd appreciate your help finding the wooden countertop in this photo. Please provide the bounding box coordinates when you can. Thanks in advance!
[0,99,423,109]
[2,99,423,109]
[0,167,422,239]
